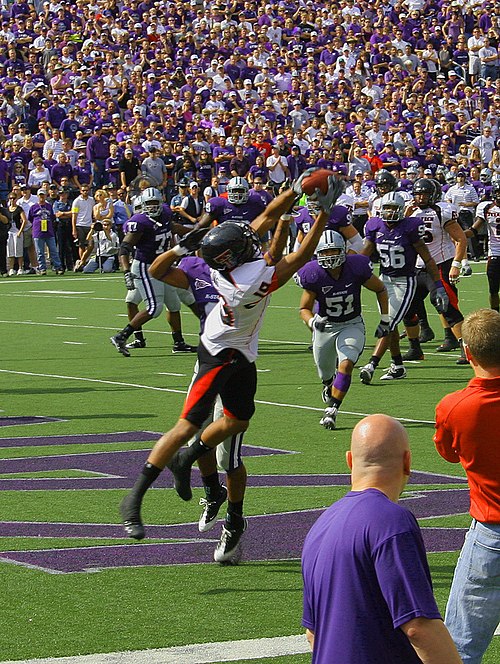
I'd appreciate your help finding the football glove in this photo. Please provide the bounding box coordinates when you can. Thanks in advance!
[430,281,449,314]
[312,176,344,213]
[292,167,319,197]
[308,314,329,332]
[178,227,211,254]
[375,320,391,338]
[124,270,135,290]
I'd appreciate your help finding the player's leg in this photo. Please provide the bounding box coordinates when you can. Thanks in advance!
[165,284,197,353]
[125,288,147,349]
[432,260,466,363]
[403,271,429,360]
[380,276,416,380]
[487,256,500,312]
[311,325,338,406]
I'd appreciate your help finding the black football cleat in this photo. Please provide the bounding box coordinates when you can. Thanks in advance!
[436,338,460,352]
[402,347,424,361]
[172,341,197,353]
[198,485,228,532]
[167,449,193,501]
[126,338,146,349]
[120,494,145,540]
[110,333,131,357]
[214,519,247,564]
[418,326,435,343]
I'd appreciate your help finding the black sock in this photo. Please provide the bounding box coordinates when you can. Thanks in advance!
[330,397,342,410]
[323,377,333,387]
[181,439,212,465]
[444,327,454,341]
[120,324,135,340]
[392,354,403,366]
[493,306,499,312]
[419,316,430,328]
[370,355,380,368]
[129,462,161,500]
[172,331,184,343]
[202,471,222,501]
[134,330,145,342]
[226,502,244,530]
[409,338,422,350]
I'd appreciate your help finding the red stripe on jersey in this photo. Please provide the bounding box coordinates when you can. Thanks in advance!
[439,265,459,309]
[180,362,230,419]
[223,406,237,419]
[267,270,279,294]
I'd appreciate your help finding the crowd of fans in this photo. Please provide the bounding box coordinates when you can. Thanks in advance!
[0,0,499,275]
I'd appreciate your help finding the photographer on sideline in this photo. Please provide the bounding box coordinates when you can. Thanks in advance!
[74,219,119,273]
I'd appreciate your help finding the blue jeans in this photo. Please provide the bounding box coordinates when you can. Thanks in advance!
[34,236,62,271]
[445,519,500,663]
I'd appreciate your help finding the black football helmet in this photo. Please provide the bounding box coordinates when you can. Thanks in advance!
[412,178,435,207]
[200,222,261,271]
[375,169,397,196]
[430,179,442,205]
[493,181,500,204]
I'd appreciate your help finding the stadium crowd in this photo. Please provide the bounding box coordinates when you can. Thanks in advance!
[0,0,499,275]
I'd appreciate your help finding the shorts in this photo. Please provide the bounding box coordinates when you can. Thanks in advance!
[468,55,480,76]
[403,259,463,328]
[181,343,257,427]
[312,317,365,383]
[7,232,23,258]
[76,225,91,248]
[187,361,244,472]
[128,259,195,313]
[487,256,500,294]
[382,274,417,329]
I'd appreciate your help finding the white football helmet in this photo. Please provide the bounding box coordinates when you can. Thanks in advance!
[480,168,492,183]
[380,192,405,223]
[316,230,346,269]
[227,177,249,204]
[141,187,163,217]
[306,196,321,216]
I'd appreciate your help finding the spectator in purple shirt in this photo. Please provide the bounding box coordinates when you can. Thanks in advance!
[28,189,63,275]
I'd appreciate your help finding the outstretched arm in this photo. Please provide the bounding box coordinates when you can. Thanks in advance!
[149,248,190,289]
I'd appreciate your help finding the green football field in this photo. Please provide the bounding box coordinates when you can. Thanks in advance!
[0,264,498,663]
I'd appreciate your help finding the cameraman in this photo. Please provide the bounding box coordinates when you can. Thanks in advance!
[75,219,119,273]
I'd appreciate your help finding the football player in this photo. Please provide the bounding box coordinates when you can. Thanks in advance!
[295,199,364,253]
[296,230,389,430]
[402,179,468,364]
[197,176,266,228]
[119,173,343,563]
[465,181,500,311]
[109,187,197,356]
[369,169,412,218]
[359,192,449,382]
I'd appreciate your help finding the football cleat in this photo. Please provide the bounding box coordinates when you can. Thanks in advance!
[214,519,247,564]
[198,485,228,533]
[461,263,472,277]
[320,406,338,430]
[119,494,145,540]
[359,362,375,385]
[110,333,131,357]
[402,347,424,361]
[172,341,197,353]
[380,364,407,381]
[126,338,146,349]
[435,338,460,352]
[167,449,193,501]
[418,325,435,343]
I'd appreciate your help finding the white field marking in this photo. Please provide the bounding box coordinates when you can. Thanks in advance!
[0,635,310,663]
[0,293,123,302]
[0,369,435,424]
[0,275,121,285]
[256,368,271,372]
[56,317,77,320]
[33,290,94,295]
[157,372,187,377]
[63,342,86,346]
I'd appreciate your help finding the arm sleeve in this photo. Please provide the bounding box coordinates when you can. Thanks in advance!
[434,399,461,463]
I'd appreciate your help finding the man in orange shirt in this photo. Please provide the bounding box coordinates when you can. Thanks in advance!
[434,308,500,664]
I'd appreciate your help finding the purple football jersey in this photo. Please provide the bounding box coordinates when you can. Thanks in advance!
[296,255,373,322]
[205,190,266,225]
[297,205,352,237]
[295,206,315,235]
[124,205,173,264]
[178,255,219,330]
[364,216,424,277]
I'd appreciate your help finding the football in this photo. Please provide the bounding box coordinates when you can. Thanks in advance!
[300,168,336,196]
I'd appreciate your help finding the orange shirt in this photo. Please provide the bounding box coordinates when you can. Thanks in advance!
[434,376,500,523]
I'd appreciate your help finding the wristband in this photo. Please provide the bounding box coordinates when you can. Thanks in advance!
[307,317,314,330]
[380,314,390,323]
[434,280,443,289]
[280,214,294,221]
[451,260,461,269]
[172,244,187,256]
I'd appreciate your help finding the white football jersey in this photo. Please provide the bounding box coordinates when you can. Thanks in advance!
[476,201,500,256]
[201,258,278,362]
[410,202,457,267]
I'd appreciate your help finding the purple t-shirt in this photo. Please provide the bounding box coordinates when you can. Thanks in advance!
[124,205,173,264]
[296,255,372,322]
[178,255,219,331]
[364,216,424,277]
[302,488,441,664]
[205,191,265,225]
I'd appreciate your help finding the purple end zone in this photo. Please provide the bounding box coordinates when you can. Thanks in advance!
[0,487,470,572]
[0,431,161,448]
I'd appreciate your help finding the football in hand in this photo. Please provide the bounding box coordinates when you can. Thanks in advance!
[300,169,336,196]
